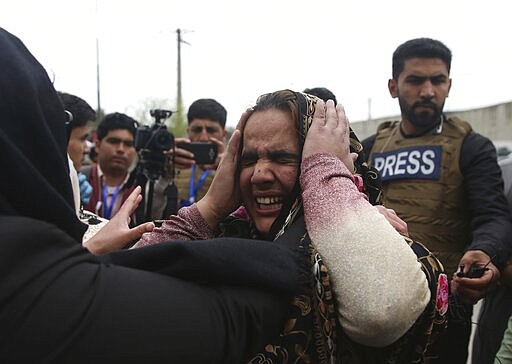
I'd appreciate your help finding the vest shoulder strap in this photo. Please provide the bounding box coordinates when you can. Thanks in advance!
[376,120,400,134]
[445,116,473,135]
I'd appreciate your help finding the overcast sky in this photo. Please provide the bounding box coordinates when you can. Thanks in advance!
[2,0,511,127]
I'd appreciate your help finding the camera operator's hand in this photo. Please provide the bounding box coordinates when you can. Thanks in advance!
[200,136,225,170]
[168,137,195,169]
[84,186,155,255]
[196,108,252,229]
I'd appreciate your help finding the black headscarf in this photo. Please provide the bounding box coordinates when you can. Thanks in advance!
[0,28,87,241]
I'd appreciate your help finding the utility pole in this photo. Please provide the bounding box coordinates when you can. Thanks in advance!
[95,0,101,118]
[176,28,184,116]
[176,29,182,111]
[176,28,190,116]
[96,37,101,116]
[172,28,190,136]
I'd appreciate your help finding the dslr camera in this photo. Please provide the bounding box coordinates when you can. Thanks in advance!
[134,109,174,181]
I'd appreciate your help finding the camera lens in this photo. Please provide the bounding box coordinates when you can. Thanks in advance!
[154,129,173,150]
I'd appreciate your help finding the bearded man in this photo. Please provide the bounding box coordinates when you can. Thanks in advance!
[362,37,512,364]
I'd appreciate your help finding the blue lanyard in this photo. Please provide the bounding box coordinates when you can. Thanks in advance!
[188,164,210,204]
[101,184,122,219]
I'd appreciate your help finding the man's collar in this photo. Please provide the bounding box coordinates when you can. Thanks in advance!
[97,164,130,187]
[400,115,444,138]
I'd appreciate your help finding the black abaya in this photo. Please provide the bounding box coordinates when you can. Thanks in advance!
[0,217,294,363]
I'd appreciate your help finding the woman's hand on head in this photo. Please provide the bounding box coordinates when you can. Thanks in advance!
[302,99,354,173]
[196,108,252,228]
[84,186,154,255]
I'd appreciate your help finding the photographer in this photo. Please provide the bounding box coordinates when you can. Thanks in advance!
[152,98,227,218]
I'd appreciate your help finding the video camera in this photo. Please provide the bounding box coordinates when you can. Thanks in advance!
[134,109,174,181]
[134,109,174,151]
[133,109,178,223]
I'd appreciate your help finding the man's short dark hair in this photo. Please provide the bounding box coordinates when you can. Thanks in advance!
[97,112,138,140]
[303,87,337,104]
[57,91,96,128]
[187,98,227,128]
[392,38,452,80]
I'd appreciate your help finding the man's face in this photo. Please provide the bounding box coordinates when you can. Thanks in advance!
[95,129,136,175]
[389,57,452,134]
[239,108,299,238]
[67,124,91,170]
[187,118,226,142]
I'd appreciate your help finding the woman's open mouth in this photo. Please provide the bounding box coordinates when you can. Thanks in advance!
[255,196,283,210]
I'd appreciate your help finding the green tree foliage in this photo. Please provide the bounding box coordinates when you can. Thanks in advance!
[126,97,187,137]
[127,97,172,125]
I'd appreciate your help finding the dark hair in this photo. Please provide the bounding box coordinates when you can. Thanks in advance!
[97,112,138,140]
[187,98,227,128]
[57,91,96,128]
[303,87,337,104]
[392,38,452,80]
[253,90,300,134]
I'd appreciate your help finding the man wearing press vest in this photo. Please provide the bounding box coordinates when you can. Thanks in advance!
[362,37,512,363]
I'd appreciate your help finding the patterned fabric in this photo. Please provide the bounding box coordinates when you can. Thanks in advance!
[223,217,337,364]
[349,129,383,205]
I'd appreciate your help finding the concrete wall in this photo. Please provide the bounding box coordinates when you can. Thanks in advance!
[351,100,512,142]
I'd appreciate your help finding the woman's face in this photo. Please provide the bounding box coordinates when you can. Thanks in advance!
[239,108,299,238]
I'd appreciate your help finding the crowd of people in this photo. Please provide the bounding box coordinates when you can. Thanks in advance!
[1,26,511,364]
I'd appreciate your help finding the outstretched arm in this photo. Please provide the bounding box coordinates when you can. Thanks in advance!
[84,186,155,254]
[450,134,511,303]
